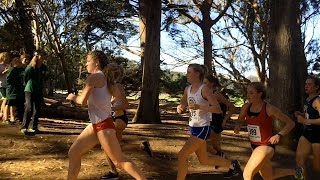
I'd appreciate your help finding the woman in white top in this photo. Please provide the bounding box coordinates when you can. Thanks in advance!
[66,50,146,180]
[176,64,242,180]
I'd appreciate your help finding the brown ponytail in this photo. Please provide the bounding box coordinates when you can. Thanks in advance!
[103,63,124,94]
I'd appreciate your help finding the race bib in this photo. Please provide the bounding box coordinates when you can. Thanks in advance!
[189,110,199,121]
[247,125,262,142]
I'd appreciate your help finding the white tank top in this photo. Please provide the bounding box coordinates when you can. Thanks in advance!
[187,84,211,127]
[87,71,112,124]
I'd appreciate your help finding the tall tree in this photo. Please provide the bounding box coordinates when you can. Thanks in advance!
[268,0,307,148]
[1,0,35,54]
[133,0,161,124]
[224,0,269,84]
[165,0,232,75]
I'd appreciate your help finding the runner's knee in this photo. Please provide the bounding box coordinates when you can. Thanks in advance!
[68,146,79,159]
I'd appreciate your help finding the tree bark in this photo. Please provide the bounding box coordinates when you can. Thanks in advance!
[268,0,307,149]
[133,0,161,124]
[200,1,215,75]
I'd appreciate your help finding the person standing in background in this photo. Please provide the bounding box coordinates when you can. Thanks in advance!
[0,52,10,123]
[5,57,24,123]
[21,50,46,133]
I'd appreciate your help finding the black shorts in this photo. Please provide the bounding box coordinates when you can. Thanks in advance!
[302,128,320,144]
[251,144,275,150]
[210,113,224,134]
[113,111,129,125]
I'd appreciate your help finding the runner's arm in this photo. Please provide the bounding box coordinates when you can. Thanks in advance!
[216,92,236,126]
[234,103,248,134]
[298,97,320,125]
[111,83,128,111]
[198,86,222,113]
[267,104,295,136]
[177,87,188,114]
[66,74,96,105]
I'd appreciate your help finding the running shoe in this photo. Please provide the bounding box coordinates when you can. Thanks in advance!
[223,160,242,179]
[294,166,304,180]
[20,128,27,134]
[100,171,119,180]
[142,140,153,157]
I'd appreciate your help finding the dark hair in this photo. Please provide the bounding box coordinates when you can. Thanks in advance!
[88,50,109,70]
[188,63,208,81]
[87,50,113,91]
[307,75,320,92]
[205,75,221,87]
[248,82,267,99]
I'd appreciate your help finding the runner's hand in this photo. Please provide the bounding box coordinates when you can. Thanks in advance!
[66,93,76,101]
[269,134,280,144]
[297,115,308,124]
[294,111,304,117]
[177,105,184,114]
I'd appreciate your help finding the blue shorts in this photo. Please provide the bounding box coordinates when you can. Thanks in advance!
[190,126,211,140]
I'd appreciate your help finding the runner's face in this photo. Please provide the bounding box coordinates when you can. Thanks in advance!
[22,57,30,65]
[305,78,318,95]
[86,54,97,74]
[186,67,199,84]
[247,86,262,103]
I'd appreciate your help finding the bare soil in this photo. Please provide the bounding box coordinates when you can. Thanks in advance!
[0,98,319,180]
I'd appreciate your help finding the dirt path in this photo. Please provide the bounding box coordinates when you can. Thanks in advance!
[0,107,319,179]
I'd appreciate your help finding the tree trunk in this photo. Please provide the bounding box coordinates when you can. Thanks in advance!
[268,0,307,149]
[15,0,35,55]
[200,0,215,76]
[133,0,161,124]
[202,22,215,76]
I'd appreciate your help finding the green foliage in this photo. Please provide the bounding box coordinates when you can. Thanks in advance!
[0,20,24,52]
[77,0,138,50]
[160,70,187,95]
